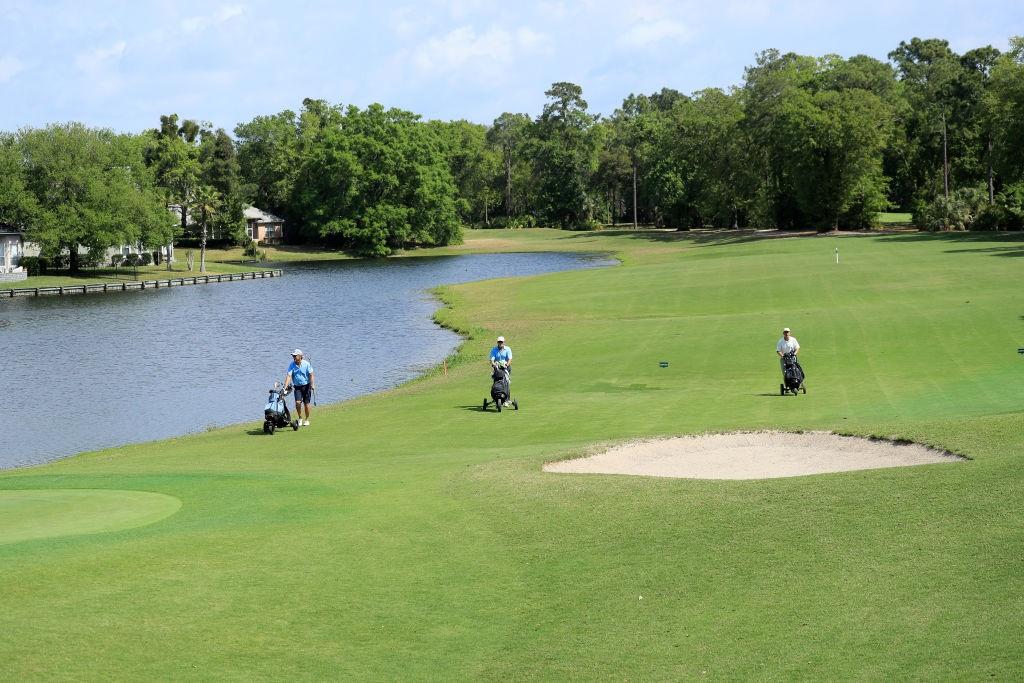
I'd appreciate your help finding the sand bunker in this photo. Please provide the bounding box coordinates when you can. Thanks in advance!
[543,431,963,480]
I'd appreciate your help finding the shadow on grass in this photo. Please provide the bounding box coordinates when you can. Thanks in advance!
[555,229,768,246]
[555,227,1024,255]
[875,230,1024,257]
[455,404,488,412]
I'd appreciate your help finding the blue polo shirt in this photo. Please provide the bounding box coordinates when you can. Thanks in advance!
[489,345,512,364]
[287,359,313,386]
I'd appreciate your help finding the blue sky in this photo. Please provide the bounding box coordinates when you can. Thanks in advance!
[1,1,1022,134]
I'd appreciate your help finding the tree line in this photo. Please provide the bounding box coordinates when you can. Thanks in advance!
[408,36,1023,233]
[1,36,1023,267]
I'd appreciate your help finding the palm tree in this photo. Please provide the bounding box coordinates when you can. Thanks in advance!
[194,186,219,273]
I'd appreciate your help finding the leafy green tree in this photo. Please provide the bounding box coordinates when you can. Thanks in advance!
[593,118,631,225]
[780,87,893,228]
[192,185,218,272]
[486,112,533,217]
[147,114,205,258]
[0,134,38,230]
[889,39,966,204]
[694,89,750,227]
[740,49,822,228]
[288,103,461,255]
[960,46,1003,203]
[200,128,247,243]
[987,38,1024,195]
[18,123,172,272]
[234,110,299,219]
[429,119,501,225]
[533,82,600,227]
[611,94,657,228]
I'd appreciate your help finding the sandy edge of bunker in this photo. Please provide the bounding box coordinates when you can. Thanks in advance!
[543,431,966,480]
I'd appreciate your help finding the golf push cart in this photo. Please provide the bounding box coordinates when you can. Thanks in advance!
[482,362,518,413]
[264,382,300,434]
[780,352,807,396]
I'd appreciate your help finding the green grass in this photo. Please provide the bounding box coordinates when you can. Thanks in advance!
[2,229,1023,679]
[876,211,914,225]
[0,489,181,545]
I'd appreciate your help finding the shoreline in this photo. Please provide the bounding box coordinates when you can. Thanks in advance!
[0,269,283,298]
[0,249,615,471]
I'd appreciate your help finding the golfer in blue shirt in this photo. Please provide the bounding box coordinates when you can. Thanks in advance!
[283,349,316,427]
[489,336,512,372]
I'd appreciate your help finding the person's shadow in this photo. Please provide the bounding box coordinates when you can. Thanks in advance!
[455,404,488,412]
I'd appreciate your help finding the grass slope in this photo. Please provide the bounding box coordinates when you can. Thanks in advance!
[2,229,1023,679]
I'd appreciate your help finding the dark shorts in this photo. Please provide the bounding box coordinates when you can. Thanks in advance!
[293,384,312,404]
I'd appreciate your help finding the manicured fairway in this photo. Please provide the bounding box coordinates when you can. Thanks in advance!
[1,229,1022,679]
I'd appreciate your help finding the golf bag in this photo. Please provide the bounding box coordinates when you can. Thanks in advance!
[491,365,510,404]
[483,364,518,412]
[263,383,300,434]
[780,352,806,395]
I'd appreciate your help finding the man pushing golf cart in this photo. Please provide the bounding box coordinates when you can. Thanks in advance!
[283,349,316,426]
[483,335,518,412]
[776,327,806,395]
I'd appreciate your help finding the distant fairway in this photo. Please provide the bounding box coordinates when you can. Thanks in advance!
[876,211,914,225]
[1,229,1022,679]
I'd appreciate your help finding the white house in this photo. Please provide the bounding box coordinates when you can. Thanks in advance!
[0,225,27,279]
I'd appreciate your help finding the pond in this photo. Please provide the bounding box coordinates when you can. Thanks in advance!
[0,252,613,469]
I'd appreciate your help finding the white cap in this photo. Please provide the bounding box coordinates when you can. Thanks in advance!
[496,336,505,343]
[782,328,790,333]
[292,349,303,356]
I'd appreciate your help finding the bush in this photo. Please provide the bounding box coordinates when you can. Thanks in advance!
[111,254,124,268]
[972,204,1024,231]
[43,252,68,270]
[19,256,45,276]
[79,248,105,269]
[138,252,152,266]
[913,187,988,231]
[174,237,233,249]
[485,215,537,230]
[565,218,604,231]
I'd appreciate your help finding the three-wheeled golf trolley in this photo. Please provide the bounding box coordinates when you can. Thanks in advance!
[482,364,518,412]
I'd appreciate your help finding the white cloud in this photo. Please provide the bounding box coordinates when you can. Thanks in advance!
[516,26,553,52]
[618,19,692,48]
[413,26,507,72]
[442,0,485,20]
[390,7,422,37]
[74,41,127,72]
[727,0,773,21]
[0,56,25,82]
[410,25,552,81]
[181,5,245,34]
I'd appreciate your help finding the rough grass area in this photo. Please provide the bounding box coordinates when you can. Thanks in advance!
[1,229,1023,679]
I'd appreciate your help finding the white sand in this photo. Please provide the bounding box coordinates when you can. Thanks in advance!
[543,431,962,480]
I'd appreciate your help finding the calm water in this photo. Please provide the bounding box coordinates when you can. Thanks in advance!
[0,253,612,469]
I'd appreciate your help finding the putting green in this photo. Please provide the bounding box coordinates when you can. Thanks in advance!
[0,489,181,545]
